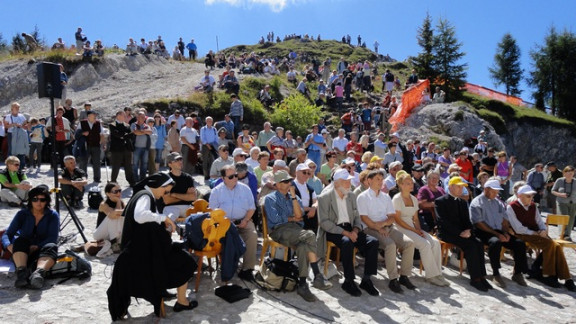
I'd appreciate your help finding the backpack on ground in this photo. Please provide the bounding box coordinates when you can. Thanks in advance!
[46,249,92,283]
[88,187,104,209]
[255,257,298,292]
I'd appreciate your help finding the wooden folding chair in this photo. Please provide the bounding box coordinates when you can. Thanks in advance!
[259,206,290,267]
[324,241,357,276]
[546,214,576,250]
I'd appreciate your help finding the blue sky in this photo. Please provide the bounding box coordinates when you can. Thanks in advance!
[1,0,574,102]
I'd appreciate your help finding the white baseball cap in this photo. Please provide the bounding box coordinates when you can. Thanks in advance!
[333,168,354,181]
[517,185,537,195]
[484,179,503,191]
[296,163,311,172]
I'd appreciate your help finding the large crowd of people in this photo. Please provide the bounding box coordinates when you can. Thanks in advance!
[2,26,575,319]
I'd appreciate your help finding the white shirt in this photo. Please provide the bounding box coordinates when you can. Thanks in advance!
[506,202,546,235]
[167,114,186,130]
[384,174,396,192]
[134,187,170,224]
[245,158,259,170]
[332,136,349,152]
[180,126,198,144]
[357,188,395,228]
[5,113,27,133]
[335,193,350,225]
[294,179,316,207]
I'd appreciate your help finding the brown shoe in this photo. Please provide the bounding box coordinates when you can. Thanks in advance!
[511,273,527,287]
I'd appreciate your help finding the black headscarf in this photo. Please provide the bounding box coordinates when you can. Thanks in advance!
[131,172,174,194]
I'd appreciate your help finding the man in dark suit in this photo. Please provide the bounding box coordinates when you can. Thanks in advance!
[109,111,135,186]
[435,176,492,292]
[317,168,380,297]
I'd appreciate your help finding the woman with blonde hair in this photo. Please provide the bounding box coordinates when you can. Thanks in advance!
[393,171,449,287]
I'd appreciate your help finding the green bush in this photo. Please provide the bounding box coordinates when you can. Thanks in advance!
[270,94,322,138]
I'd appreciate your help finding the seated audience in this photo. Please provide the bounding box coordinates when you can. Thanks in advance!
[0,156,32,207]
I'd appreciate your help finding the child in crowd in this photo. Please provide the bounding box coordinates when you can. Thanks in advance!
[28,118,46,169]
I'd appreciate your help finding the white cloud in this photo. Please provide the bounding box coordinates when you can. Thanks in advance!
[205,0,303,12]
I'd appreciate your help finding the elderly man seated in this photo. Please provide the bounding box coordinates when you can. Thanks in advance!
[507,185,576,291]
[264,171,332,302]
[0,156,32,207]
[318,168,380,296]
[58,155,88,209]
[210,165,258,281]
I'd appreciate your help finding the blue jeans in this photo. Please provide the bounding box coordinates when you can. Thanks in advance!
[307,150,321,175]
[133,147,149,182]
[231,116,241,138]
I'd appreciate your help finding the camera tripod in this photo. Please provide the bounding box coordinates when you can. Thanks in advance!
[52,187,88,245]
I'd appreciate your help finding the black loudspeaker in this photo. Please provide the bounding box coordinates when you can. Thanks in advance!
[37,62,62,99]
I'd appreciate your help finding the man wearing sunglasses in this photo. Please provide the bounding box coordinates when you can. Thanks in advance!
[264,170,332,302]
[209,165,257,282]
[507,185,576,291]
[162,152,197,221]
[292,163,318,233]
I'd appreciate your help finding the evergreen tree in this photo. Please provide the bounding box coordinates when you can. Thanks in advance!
[411,13,437,82]
[432,18,467,101]
[31,25,45,48]
[529,27,576,120]
[489,33,523,96]
[11,33,25,53]
[0,33,6,51]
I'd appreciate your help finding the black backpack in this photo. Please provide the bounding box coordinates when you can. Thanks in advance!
[88,187,104,209]
[47,249,92,283]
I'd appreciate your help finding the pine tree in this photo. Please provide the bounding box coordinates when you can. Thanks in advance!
[529,27,576,120]
[411,13,437,82]
[0,33,6,51]
[432,19,467,101]
[11,33,25,53]
[489,33,523,96]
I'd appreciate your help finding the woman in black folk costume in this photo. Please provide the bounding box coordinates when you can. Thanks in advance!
[107,173,197,320]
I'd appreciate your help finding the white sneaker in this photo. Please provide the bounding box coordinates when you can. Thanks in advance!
[427,276,449,287]
[96,240,112,258]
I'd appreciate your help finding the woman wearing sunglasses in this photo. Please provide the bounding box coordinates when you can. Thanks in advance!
[92,182,125,258]
[2,185,59,289]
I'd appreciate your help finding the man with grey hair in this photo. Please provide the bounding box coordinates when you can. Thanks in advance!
[131,111,152,182]
[210,164,258,281]
[58,155,88,209]
[317,168,380,296]
[256,122,275,151]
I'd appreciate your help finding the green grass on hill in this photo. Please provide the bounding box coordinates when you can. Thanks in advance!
[460,92,574,134]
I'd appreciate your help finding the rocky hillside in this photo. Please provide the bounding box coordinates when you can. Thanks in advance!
[0,54,206,119]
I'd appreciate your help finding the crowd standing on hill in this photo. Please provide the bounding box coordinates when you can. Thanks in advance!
[3,26,576,319]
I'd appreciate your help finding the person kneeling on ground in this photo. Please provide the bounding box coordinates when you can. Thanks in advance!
[2,185,59,289]
[264,171,332,302]
[58,155,88,209]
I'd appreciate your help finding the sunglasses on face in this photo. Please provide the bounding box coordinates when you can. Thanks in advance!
[12,163,20,167]
[111,189,122,194]
[226,173,238,179]
[302,171,311,175]
[31,197,48,203]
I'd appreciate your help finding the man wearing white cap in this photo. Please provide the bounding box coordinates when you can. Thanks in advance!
[470,179,528,288]
[384,161,403,195]
[264,171,332,302]
[357,169,416,293]
[293,163,318,232]
[506,185,575,291]
[317,168,380,296]
[435,176,491,291]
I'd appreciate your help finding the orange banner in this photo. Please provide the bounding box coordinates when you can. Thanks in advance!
[389,79,430,131]
[465,83,524,106]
